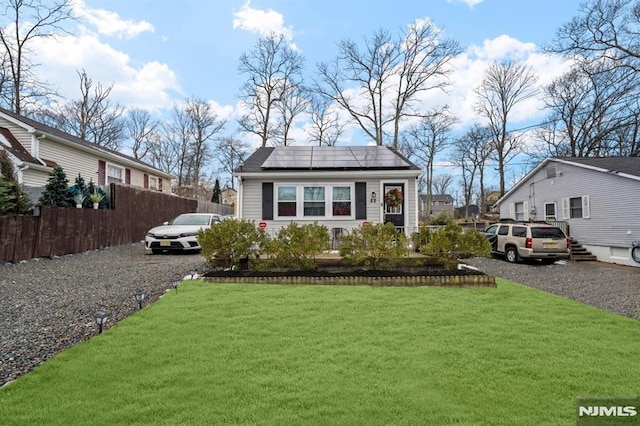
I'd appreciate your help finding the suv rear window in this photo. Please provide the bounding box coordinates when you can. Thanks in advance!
[512,226,527,237]
[531,227,566,239]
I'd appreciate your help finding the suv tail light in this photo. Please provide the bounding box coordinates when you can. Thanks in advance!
[525,237,532,249]
[567,238,571,249]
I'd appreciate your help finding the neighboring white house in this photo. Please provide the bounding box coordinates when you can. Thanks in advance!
[0,107,173,196]
[495,157,640,267]
[234,146,421,235]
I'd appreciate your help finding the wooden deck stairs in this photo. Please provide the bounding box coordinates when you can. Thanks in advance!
[570,238,598,261]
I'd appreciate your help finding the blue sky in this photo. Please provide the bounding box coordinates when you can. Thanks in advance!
[28,0,586,188]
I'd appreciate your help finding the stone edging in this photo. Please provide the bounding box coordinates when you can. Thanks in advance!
[205,274,496,287]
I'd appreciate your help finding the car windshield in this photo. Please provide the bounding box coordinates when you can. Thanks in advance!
[531,227,565,239]
[170,215,211,226]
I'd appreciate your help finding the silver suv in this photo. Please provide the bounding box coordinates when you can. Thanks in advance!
[482,222,570,263]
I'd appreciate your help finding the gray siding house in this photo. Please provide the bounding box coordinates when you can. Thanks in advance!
[495,157,640,267]
[418,193,454,222]
[234,146,421,235]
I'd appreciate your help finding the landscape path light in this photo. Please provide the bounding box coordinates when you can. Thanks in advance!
[135,291,145,309]
[171,278,180,293]
[94,311,109,334]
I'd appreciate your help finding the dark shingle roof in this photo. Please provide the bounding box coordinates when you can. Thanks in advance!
[0,107,168,175]
[0,127,39,164]
[556,157,640,178]
[235,146,420,173]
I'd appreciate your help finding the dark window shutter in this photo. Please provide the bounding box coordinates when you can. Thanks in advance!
[355,182,366,220]
[262,182,274,220]
[143,173,149,189]
[159,178,163,191]
[98,160,106,185]
[125,168,131,184]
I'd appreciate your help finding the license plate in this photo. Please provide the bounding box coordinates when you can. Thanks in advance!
[160,240,171,247]
[543,242,557,248]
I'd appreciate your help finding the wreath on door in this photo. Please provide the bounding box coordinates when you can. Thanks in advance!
[384,188,403,208]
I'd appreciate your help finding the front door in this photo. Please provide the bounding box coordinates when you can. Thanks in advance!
[383,183,405,231]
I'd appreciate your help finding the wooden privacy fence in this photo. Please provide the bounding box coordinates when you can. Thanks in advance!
[0,184,201,263]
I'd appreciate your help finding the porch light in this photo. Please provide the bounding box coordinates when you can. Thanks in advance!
[370,191,377,203]
[135,291,145,309]
[171,278,180,293]
[94,311,109,334]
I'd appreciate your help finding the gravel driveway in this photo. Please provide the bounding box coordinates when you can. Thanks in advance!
[2,245,639,387]
[0,243,206,387]
[463,257,640,320]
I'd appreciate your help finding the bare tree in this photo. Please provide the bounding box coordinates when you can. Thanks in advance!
[475,60,538,196]
[215,136,249,189]
[32,69,126,150]
[275,83,308,146]
[306,93,345,146]
[551,0,640,72]
[184,97,226,191]
[0,0,73,114]
[401,109,455,219]
[460,125,492,214]
[127,109,159,161]
[162,106,193,189]
[315,22,460,148]
[534,60,639,158]
[237,33,304,147]
[452,134,480,219]
[431,173,454,195]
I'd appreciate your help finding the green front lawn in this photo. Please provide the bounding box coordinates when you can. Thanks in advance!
[1,280,639,425]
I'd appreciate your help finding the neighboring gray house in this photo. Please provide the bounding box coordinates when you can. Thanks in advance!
[495,157,640,267]
[234,146,421,235]
[418,193,454,222]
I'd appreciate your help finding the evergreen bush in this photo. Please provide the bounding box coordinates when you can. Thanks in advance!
[198,218,264,269]
[0,149,32,214]
[339,222,408,269]
[420,223,491,260]
[39,166,71,207]
[264,222,330,270]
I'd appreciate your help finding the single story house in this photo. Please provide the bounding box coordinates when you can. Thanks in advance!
[495,157,640,267]
[418,193,454,221]
[0,107,173,198]
[233,146,421,235]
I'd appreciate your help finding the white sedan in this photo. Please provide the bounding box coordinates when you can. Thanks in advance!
[145,213,221,254]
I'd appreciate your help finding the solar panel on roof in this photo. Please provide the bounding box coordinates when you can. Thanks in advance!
[260,145,411,169]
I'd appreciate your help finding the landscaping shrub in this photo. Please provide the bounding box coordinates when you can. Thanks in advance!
[428,211,455,226]
[39,166,72,207]
[339,222,408,269]
[87,180,109,209]
[411,227,431,251]
[0,149,31,214]
[264,222,330,270]
[420,223,491,260]
[198,218,264,270]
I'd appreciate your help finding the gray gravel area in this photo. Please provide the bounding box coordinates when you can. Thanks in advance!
[0,243,206,387]
[463,256,640,320]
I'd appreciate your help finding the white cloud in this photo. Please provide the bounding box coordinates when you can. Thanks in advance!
[232,1,293,39]
[447,0,485,8]
[32,33,180,111]
[71,0,154,39]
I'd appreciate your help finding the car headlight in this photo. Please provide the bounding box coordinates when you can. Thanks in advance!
[179,232,198,237]
[146,232,155,237]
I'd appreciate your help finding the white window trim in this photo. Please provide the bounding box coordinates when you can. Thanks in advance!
[274,183,355,220]
[544,202,557,221]
[148,175,158,190]
[562,195,590,219]
[107,163,124,183]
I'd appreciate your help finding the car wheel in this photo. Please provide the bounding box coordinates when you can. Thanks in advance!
[505,247,519,263]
